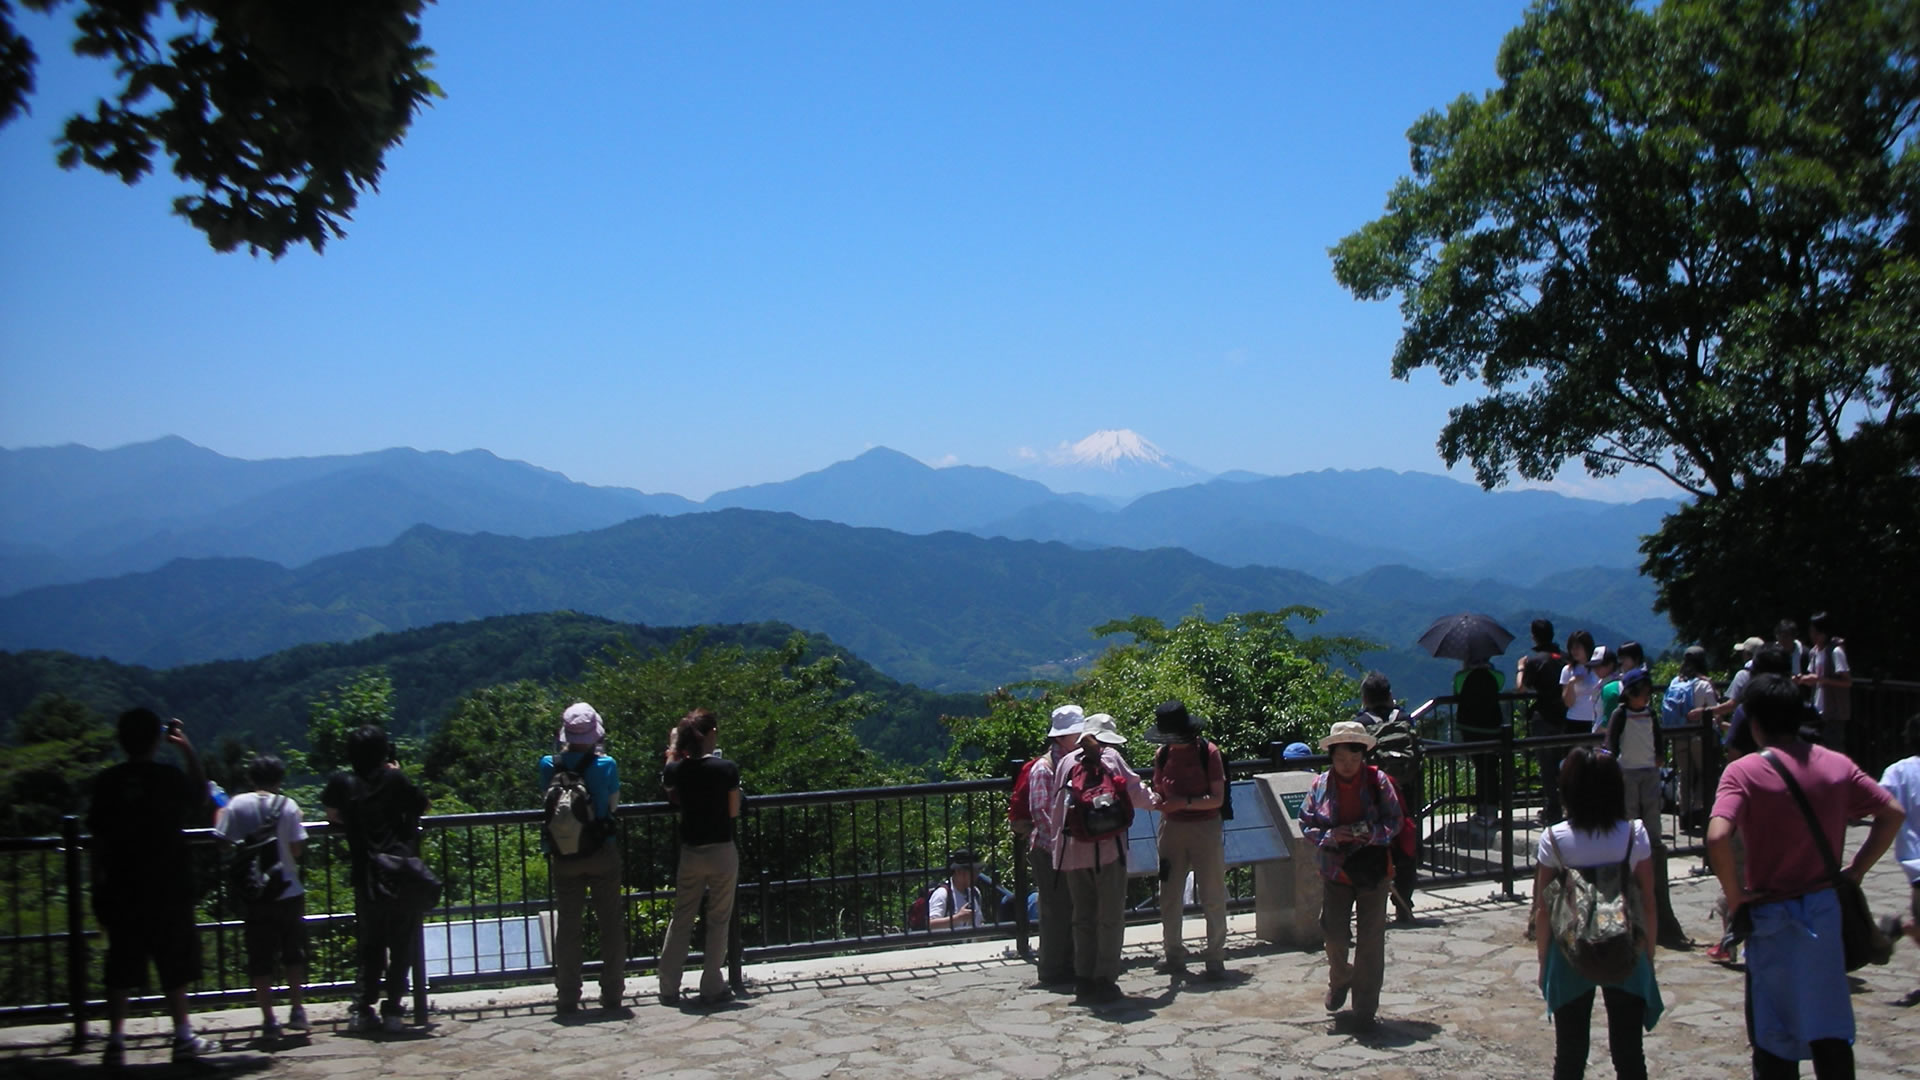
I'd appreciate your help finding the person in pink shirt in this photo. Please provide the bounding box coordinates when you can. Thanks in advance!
[1708,674,1903,1079]
[1050,712,1154,1004]
[1021,704,1085,987]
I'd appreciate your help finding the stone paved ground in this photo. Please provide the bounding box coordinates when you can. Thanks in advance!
[5,827,1917,1079]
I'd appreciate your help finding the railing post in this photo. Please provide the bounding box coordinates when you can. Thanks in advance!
[1008,758,1031,961]
[63,815,87,1054]
[1497,720,1518,900]
[1268,741,1285,772]
[412,923,429,1023]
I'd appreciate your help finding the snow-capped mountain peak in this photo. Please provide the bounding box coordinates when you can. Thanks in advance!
[1013,429,1212,498]
[1051,429,1169,469]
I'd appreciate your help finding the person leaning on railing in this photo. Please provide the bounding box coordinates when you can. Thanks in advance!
[539,702,625,1014]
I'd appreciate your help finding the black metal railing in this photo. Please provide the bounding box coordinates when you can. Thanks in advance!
[11,679,1907,1035]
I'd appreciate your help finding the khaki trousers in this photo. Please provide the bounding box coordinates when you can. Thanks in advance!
[1063,857,1127,980]
[551,843,626,1005]
[658,841,737,999]
[1158,816,1227,964]
[1029,842,1074,982]
[1322,877,1390,1018]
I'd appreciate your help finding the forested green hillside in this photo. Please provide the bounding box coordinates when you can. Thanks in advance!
[0,613,984,768]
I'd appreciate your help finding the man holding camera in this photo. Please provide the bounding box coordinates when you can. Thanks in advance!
[87,709,212,1067]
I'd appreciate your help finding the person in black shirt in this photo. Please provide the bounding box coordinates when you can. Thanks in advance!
[88,708,211,1067]
[322,726,430,1034]
[657,708,741,1006]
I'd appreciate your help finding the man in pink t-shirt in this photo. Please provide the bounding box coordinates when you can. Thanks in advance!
[1708,674,1903,1078]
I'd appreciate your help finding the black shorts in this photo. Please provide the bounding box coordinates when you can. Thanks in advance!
[244,894,311,976]
[101,904,201,992]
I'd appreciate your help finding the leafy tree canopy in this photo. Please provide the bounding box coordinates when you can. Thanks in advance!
[943,608,1373,778]
[1331,0,1918,499]
[0,0,439,256]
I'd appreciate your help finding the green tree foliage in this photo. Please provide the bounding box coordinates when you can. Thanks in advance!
[297,667,396,777]
[1331,0,1918,499]
[943,608,1374,778]
[1641,416,1920,673]
[0,0,439,256]
[0,693,116,835]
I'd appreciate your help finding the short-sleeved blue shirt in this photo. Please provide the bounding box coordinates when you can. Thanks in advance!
[539,750,621,820]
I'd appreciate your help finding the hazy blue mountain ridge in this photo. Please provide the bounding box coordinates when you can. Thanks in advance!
[0,510,1666,697]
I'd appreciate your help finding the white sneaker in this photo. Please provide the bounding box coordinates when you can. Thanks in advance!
[286,1005,310,1031]
[171,1032,210,1062]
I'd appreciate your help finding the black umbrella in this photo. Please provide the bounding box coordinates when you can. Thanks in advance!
[1415,613,1516,664]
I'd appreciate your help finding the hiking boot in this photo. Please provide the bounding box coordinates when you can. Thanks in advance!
[286,1005,310,1032]
[1073,978,1097,1001]
[346,1006,379,1033]
[1325,983,1348,1012]
[171,1032,210,1062]
[1153,958,1190,977]
[101,1039,125,1070]
[259,1021,283,1044]
[1091,978,1124,1004]
[1203,959,1228,981]
[556,997,580,1016]
[600,991,624,1010]
[696,990,734,1007]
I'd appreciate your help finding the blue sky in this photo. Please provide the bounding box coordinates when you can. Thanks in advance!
[0,2,1673,502]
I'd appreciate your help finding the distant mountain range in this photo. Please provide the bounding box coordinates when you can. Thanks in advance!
[1009,429,1213,498]
[0,435,1679,595]
[0,509,1667,695]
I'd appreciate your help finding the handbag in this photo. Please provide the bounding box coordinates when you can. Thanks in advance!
[370,851,443,911]
[1758,750,1893,971]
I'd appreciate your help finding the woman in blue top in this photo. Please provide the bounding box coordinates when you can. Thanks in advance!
[1531,746,1661,1080]
[539,702,625,1013]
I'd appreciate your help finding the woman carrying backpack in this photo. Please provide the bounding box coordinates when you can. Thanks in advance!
[1531,746,1662,1080]
[1050,712,1153,1005]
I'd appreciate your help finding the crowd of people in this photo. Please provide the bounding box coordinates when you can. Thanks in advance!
[77,629,1920,1079]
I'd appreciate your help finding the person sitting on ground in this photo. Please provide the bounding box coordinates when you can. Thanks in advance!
[214,753,310,1040]
[1876,713,1920,1007]
[1532,746,1662,1080]
[1356,671,1420,922]
[1050,712,1153,1005]
[927,849,993,931]
[1708,675,1903,1079]
[88,709,213,1066]
[1300,720,1404,1031]
[1145,700,1229,980]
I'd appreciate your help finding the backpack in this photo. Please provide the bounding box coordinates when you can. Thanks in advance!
[1008,755,1044,833]
[543,750,605,858]
[225,794,291,905]
[1064,750,1134,845]
[1523,647,1569,723]
[1153,739,1233,821]
[906,877,1011,931]
[1542,828,1642,985]
[1660,677,1698,730]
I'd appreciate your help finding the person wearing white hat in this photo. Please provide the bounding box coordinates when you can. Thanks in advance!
[538,702,625,1013]
[1300,720,1404,1030]
[1051,712,1153,1004]
[1017,704,1085,986]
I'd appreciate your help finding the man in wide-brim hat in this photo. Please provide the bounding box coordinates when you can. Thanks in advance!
[1298,720,1402,1030]
[1144,701,1229,980]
